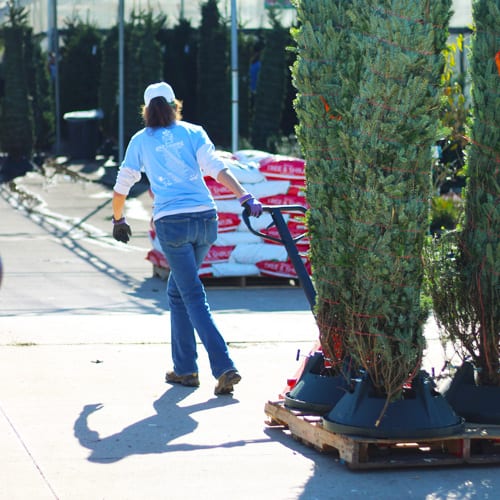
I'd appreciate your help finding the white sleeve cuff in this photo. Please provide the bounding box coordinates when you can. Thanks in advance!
[113,166,142,195]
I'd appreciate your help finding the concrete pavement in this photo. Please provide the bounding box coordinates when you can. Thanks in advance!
[1,163,499,499]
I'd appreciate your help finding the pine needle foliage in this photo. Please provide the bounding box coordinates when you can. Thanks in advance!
[97,11,165,144]
[59,18,102,116]
[25,32,55,152]
[161,19,198,122]
[293,0,452,399]
[0,0,34,159]
[197,0,230,146]
[292,0,362,368]
[251,10,289,151]
[124,10,165,141]
[426,0,500,386]
[98,26,119,141]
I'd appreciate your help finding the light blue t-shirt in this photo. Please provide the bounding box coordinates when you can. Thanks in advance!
[120,121,227,220]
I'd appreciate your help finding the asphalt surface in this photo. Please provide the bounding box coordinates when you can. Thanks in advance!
[1,160,499,500]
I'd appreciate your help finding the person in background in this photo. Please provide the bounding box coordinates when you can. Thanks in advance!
[249,49,261,110]
[111,82,263,395]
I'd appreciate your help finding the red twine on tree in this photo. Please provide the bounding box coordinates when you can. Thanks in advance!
[495,50,500,76]
[319,96,342,121]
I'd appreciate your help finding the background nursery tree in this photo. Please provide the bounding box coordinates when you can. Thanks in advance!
[250,10,289,151]
[426,0,500,387]
[97,10,165,148]
[0,1,34,165]
[197,0,230,147]
[99,25,119,145]
[293,0,452,402]
[123,10,165,142]
[236,30,255,142]
[59,18,102,118]
[161,18,198,122]
[25,30,55,154]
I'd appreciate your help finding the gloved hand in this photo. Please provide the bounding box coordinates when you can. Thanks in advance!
[112,217,132,243]
[238,193,263,218]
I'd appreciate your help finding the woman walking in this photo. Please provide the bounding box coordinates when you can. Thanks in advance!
[111,82,262,395]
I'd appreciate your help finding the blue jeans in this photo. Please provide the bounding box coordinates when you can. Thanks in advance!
[154,210,236,379]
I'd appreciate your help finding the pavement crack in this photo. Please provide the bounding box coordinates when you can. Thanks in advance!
[0,402,60,500]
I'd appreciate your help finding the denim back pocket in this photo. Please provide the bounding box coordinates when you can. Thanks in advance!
[155,216,191,248]
[200,213,218,246]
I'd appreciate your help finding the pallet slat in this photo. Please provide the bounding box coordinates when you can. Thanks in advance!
[264,400,500,470]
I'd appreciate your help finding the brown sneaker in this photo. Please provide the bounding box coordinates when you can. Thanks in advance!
[214,370,241,395]
[165,371,200,387]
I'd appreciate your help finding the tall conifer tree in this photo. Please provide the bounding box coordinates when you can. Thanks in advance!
[293,0,452,399]
[59,19,102,116]
[162,19,198,122]
[25,31,55,152]
[0,1,34,160]
[427,0,500,387]
[251,10,289,150]
[197,0,230,146]
[292,0,362,369]
[124,11,165,141]
[99,26,119,142]
[456,0,500,386]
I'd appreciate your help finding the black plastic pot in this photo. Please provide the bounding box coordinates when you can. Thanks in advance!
[323,371,464,439]
[444,361,500,424]
[284,351,349,414]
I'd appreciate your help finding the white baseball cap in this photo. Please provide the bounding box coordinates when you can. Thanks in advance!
[144,82,176,107]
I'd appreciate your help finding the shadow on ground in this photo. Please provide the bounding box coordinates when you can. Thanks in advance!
[75,386,268,463]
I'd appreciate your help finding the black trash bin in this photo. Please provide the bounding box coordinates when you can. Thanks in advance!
[63,109,103,160]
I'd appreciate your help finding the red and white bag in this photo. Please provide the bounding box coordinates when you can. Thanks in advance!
[203,245,235,264]
[259,193,309,209]
[217,213,241,232]
[204,177,235,199]
[256,258,311,278]
[259,155,306,181]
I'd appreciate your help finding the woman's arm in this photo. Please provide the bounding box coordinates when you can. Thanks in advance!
[215,168,248,198]
[216,168,263,217]
[112,191,127,221]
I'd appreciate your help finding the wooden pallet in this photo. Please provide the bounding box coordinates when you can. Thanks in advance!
[264,400,500,470]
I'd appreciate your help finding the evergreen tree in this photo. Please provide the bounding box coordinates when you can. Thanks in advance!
[293,0,452,399]
[280,33,298,138]
[25,32,55,152]
[251,10,288,151]
[0,1,34,161]
[197,0,230,147]
[161,19,198,122]
[343,0,451,398]
[59,18,102,116]
[292,0,362,370]
[237,31,254,142]
[98,26,118,142]
[98,11,164,147]
[124,10,165,142]
[427,0,500,386]
[457,0,500,385]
